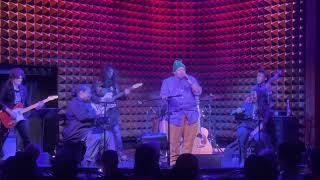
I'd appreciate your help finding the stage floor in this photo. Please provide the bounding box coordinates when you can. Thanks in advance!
[2,131,242,170]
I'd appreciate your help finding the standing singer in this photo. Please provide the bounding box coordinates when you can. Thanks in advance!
[160,59,202,166]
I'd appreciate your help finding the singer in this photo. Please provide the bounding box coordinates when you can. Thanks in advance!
[160,59,202,166]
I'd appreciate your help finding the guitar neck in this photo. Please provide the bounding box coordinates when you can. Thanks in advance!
[267,71,281,85]
[112,92,125,101]
[112,86,136,101]
[110,82,143,101]
[21,98,50,114]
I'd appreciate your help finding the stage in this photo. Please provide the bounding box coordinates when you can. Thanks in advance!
[0,0,319,179]
[1,131,248,179]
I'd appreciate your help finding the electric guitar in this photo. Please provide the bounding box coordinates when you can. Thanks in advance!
[0,95,58,128]
[93,83,143,116]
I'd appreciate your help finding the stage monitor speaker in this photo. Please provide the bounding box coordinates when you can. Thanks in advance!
[28,108,60,154]
[193,154,222,168]
[273,116,299,145]
[138,132,168,150]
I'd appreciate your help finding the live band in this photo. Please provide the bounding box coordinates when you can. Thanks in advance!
[0,59,282,166]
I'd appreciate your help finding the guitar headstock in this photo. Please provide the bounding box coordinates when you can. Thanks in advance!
[209,93,223,100]
[131,83,143,89]
[46,95,59,101]
[272,69,282,80]
[275,69,282,77]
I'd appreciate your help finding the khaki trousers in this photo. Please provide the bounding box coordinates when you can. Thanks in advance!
[169,115,198,165]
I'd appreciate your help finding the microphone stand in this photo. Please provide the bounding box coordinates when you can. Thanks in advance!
[97,101,113,152]
[164,95,182,167]
[166,99,171,167]
[137,95,181,167]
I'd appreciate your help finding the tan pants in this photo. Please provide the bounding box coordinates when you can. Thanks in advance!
[169,115,198,166]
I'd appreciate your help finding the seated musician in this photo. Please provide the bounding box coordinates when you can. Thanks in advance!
[62,84,115,167]
[232,94,257,164]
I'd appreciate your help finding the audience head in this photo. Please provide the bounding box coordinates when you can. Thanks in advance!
[278,142,304,171]
[172,153,199,180]
[24,143,41,163]
[51,149,79,179]
[2,144,42,180]
[134,142,160,176]
[100,150,119,174]
[244,154,276,180]
[309,148,320,177]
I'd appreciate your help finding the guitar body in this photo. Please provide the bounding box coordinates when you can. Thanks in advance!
[92,103,116,117]
[0,95,58,129]
[95,83,143,116]
[192,127,213,154]
[0,103,24,128]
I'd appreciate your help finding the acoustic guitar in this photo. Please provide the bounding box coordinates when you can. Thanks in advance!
[192,126,213,154]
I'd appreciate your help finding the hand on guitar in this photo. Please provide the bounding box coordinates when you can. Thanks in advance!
[248,132,255,141]
[124,88,131,95]
[101,92,113,102]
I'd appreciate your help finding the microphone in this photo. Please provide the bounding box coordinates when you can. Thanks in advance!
[184,74,190,81]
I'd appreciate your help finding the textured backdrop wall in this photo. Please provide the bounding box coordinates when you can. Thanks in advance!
[0,0,305,143]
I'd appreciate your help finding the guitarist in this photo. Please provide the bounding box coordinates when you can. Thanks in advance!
[0,68,43,152]
[92,66,131,161]
[249,68,282,152]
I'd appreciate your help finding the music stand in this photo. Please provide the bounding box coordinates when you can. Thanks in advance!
[139,95,181,167]
[96,101,113,152]
[165,95,193,167]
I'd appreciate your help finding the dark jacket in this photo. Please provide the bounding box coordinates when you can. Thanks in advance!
[0,81,29,110]
[62,97,97,143]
